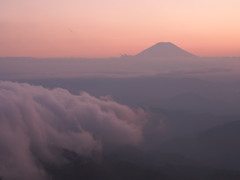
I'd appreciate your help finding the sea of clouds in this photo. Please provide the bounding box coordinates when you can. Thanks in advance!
[0,81,147,180]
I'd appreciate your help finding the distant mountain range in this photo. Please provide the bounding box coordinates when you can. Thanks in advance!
[136,42,197,58]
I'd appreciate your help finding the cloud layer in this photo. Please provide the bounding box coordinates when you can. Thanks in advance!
[0,81,146,180]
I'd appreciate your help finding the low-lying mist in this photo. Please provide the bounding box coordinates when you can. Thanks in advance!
[0,81,146,180]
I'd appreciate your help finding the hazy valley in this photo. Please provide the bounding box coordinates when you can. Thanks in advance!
[1,42,240,179]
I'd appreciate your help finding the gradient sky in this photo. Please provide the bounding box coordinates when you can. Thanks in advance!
[1,0,240,57]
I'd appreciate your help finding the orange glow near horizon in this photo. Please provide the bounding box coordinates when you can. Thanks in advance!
[1,0,240,58]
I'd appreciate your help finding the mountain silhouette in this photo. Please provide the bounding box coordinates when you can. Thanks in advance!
[136,42,196,58]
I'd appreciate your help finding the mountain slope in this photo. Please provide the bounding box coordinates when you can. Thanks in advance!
[160,119,240,170]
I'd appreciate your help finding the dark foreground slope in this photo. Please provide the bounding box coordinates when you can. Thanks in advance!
[160,119,240,170]
[45,149,240,180]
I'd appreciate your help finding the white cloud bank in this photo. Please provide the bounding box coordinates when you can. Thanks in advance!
[0,81,146,180]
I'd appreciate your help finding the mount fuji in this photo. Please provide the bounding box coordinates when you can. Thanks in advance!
[136,42,197,58]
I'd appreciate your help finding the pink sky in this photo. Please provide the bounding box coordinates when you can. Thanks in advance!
[1,0,240,58]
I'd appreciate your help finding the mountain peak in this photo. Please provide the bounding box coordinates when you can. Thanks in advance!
[136,42,196,58]
[155,42,174,45]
